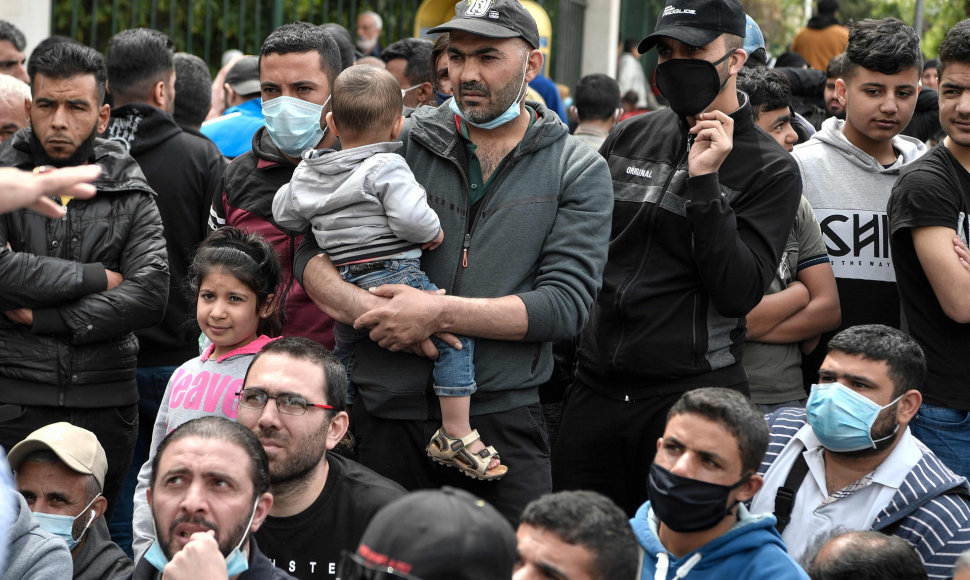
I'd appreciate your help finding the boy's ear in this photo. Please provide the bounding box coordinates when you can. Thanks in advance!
[390,115,405,140]
[324,112,339,137]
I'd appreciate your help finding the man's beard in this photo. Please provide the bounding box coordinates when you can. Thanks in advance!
[356,36,377,52]
[833,407,900,459]
[256,421,329,495]
[28,124,98,168]
[456,59,526,125]
[153,509,248,561]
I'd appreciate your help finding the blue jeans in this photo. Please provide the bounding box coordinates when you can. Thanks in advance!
[336,258,476,402]
[911,403,970,479]
[108,365,176,558]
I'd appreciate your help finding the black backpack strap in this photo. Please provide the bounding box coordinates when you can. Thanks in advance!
[774,452,810,534]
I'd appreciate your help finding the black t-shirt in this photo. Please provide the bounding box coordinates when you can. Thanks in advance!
[254,453,407,578]
[889,143,970,409]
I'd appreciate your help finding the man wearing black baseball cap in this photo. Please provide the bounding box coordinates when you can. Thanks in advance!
[293,0,612,522]
[554,0,803,517]
[201,55,265,158]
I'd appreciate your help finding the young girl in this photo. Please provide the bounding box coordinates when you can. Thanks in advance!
[129,226,282,558]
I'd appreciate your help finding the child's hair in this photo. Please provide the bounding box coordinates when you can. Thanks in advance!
[330,65,402,142]
[843,18,922,80]
[186,227,283,336]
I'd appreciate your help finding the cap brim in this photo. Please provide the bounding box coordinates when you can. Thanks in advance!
[7,439,92,478]
[428,20,521,40]
[229,79,261,96]
[638,26,721,53]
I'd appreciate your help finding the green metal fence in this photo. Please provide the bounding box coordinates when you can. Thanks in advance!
[51,0,568,79]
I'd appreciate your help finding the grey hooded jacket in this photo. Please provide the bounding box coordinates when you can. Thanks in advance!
[2,492,72,580]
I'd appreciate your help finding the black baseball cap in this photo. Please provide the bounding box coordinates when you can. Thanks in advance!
[639,0,746,53]
[428,0,540,50]
[225,56,260,96]
[346,487,516,580]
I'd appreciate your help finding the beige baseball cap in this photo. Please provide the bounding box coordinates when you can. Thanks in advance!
[7,422,108,491]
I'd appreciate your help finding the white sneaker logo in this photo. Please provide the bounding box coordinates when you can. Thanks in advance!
[662,5,697,17]
[465,0,493,18]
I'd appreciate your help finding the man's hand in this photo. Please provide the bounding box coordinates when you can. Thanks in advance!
[955,235,970,272]
[0,166,101,219]
[106,269,124,290]
[4,308,33,326]
[163,530,228,579]
[355,285,462,352]
[422,229,444,251]
[688,110,734,177]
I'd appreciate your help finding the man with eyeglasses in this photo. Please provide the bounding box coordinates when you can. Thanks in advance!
[236,337,406,579]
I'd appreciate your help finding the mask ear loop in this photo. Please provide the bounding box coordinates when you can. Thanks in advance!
[74,493,101,543]
[230,497,262,556]
[319,93,333,140]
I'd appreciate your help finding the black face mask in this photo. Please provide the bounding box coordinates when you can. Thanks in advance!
[655,50,734,117]
[648,463,749,533]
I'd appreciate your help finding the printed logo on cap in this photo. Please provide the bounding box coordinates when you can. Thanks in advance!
[465,0,493,18]
[662,5,697,17]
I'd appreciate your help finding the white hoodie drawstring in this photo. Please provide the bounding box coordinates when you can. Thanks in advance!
[655,552,703,580]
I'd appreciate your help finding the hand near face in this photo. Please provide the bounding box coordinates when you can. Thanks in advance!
[688,110,734,177]
[163,530,228,579]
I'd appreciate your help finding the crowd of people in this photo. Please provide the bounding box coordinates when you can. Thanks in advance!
[0,0,968,578]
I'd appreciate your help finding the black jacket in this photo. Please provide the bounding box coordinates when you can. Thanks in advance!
[107,103,226,367]
[0,129,169,407]
[576,93,802,398]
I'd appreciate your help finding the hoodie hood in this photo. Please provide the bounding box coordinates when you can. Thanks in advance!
[301,141,402,175]
[632,501,793,579]
[106,103,182,156]
[803,116,927,174]
[73,516,134,580]
[251,125,293,166]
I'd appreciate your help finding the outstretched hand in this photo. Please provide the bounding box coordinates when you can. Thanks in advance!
[0,165,101,219]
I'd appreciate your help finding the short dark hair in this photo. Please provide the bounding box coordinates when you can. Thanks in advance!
[843,19,921,80]
[826,53,845,79]
[260,22,343,89]
[0,20,25,51]
[150,416,270,498]
[430,33,449,91]
[737,67,793,119]
[107,28,175,102]
[668,387,769,475]
[320,23,356,71]
[247,336,347,411]
[939,20,970,80]
[330,65,401,140]
[817,0,839,16]
[173,52,212,127]
[826,325,926,397]
[29,41,107,105]
[574,74,620,122]
[622,38,639,53]
[382,38,433,87]
[520,491,638,580]
[808,531,927,580]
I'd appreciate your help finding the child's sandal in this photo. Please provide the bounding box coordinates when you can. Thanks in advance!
[426,427,508,481]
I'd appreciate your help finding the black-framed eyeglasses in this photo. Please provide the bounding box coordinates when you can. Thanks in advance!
[336,551,423,580]
[235,387,335,416]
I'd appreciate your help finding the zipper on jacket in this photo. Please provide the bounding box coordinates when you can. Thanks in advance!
[461,233,471,268]
[453,158,517,285]
[610,135,691,371]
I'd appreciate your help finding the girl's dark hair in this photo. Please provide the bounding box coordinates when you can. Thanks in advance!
[187,227,283,336]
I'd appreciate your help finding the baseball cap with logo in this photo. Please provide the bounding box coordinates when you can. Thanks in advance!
[225,55,261,97]
[638,0,746,54]
[338,487,516,580]
[428,0,540,50]
[7,422,108,491]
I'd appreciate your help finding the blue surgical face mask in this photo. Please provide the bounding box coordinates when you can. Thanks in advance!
[145,497,260,576]
[33,493,100,550]
[450,55,530,130]
[807,382,903,452]
[262,95,329,157]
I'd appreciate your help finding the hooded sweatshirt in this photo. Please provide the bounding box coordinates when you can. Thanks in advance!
[273,141,440,265]
[793,116,927,333]
[73,516,133,580]
[130,335,277,559]
[3,492,73,580]
[632,501,809,580]
[107,103,227,367]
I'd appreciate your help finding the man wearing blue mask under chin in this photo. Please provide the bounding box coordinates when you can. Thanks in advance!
[118,416,294,580]
[9,422,132,579]
[751,325,970,579]
[209,21,342,352]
